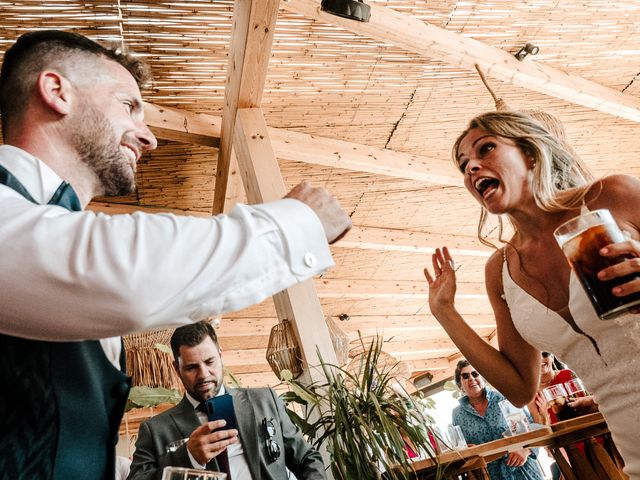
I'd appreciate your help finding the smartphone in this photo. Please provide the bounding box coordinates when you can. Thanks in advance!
[204,393,239,431]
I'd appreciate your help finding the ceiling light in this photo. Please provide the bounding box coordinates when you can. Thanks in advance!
[514,43,540,61]
[321,0,371,22]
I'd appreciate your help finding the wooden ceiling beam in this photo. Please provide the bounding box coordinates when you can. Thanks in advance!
[142,102,460,185]
[282,0,640,123]
[268,128,460,185]
[315,278,486,298]
[213,0,281,214]
[143,102,221,147]
[233,106,338,383]
[340,226,491,256]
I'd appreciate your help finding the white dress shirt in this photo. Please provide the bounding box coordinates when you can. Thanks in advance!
[0,145,333,368]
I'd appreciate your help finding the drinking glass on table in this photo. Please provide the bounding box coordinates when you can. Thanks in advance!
[447,424,468,450]
[542,384,573,421]
[499,399,530,436]
[161,467,226,480]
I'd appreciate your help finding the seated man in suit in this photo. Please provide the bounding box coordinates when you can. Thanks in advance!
[128,321,326,480]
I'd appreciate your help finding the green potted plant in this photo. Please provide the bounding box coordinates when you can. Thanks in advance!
[280,336,444,480]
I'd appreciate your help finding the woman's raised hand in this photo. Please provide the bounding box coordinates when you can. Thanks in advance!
[423,247,458,315]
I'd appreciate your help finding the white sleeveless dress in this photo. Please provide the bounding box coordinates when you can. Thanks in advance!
[503,262,640,479]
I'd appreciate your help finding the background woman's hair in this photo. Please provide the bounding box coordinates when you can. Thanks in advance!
[454,359,471,388]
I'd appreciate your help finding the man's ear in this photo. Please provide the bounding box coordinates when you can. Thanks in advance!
[36,70,73,115]
[172,360,180,374]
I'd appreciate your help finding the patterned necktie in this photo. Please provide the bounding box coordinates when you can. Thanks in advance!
[215,449,232,479]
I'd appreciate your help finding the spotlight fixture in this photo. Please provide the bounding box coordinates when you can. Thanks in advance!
[412,371,434,390]
[514,43,540,61]
[338,313,350,322]
[321,0,371,22]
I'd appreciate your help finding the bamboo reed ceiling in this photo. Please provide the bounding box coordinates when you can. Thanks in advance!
[2,0,640,390]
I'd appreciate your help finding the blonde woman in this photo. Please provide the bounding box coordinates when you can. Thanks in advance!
[424,111,640,479]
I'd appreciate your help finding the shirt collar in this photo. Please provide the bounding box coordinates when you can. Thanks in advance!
[185,385,228,410]
[460,387,495,409]
[0,145,65,204]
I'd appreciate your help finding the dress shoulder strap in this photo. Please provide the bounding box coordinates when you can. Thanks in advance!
[580,198,590,214]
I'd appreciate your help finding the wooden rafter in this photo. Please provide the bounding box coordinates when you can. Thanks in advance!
[143,102,460,185]
[233,106,338,382]
[213,0,281,214]
[282,0,640,122]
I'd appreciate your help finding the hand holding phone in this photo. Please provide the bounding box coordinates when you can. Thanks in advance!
[204,393,239,431]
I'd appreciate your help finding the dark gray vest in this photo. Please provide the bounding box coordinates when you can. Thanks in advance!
[0,165,131,480]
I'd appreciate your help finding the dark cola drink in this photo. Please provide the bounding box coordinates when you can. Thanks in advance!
[555,209,640,320]
[547,396,574,421]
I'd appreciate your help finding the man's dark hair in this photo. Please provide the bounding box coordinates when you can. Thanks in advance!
[0,30,151,138]
[170,321,219,360]
[454,359,471,388]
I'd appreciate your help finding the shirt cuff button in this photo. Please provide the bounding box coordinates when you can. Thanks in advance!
[304,252,317,268]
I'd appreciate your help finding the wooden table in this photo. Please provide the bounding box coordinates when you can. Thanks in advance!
[405,426,552,479]
[402,413,626,480]
[532,413,628,480]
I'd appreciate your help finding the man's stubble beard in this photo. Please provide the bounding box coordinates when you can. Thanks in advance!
[69,98,137,197]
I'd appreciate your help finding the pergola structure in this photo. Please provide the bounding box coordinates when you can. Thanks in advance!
[2,0,640,392]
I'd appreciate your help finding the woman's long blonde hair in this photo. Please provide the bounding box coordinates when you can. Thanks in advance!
[452,110,595,247]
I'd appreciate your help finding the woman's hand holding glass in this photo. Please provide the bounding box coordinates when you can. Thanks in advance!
[598,234,640,313]
[423,247,458,316]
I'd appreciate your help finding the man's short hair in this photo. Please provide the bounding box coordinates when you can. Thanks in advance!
[170,321,219,360]
[0,30,151,138]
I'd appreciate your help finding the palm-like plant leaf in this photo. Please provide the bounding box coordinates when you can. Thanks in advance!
[280,335,441,479]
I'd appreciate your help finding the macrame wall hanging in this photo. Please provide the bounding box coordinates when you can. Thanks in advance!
[123,328,183,391]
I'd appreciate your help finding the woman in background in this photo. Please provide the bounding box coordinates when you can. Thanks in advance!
[452,359,543,480]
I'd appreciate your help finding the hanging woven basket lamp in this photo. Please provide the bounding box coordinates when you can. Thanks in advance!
[266,319,304,380]
[326,315,351,366]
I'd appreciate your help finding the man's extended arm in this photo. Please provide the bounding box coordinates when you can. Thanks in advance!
[0,194,333,341]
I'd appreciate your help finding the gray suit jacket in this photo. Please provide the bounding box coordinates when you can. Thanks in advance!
[127,387,325,480]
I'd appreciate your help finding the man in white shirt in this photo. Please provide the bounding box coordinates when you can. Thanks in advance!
[0,30,350,480]
[128,321,325,480]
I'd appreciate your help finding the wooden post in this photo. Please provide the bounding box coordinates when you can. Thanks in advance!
[233,106,338,380]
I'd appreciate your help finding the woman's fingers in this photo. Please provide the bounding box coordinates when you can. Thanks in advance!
[423,267,434,283]
[431,251,440,276]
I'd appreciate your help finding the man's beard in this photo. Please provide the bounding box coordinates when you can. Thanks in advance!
[69,99,137,196]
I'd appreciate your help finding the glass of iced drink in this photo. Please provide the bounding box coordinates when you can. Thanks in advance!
[542,384,573,421]
[161,468,226,480]
[564,378,587,400]
[554,209,640,319]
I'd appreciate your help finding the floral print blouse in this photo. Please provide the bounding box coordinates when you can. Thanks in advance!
[452,388,544,480]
